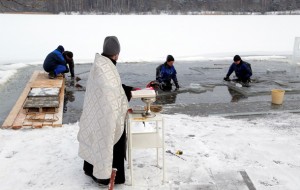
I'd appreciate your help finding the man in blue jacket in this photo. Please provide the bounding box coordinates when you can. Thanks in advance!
[43,45,69,79]
[156,55,180,91]
[224,55,252,87]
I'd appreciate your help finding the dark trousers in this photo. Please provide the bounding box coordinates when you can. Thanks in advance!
[159,81,172,91]
[83,127,126,184]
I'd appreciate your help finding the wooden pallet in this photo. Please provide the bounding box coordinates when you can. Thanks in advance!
[1,71,65,129]
[24,96,59,113]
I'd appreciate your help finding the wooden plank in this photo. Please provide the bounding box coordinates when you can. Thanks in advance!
[23,114,34,126]
[43,114,54,126]
[2,71,40,128]
[31,72,63,88]
[31,80,63,88]
[11,109,27,130]
[24,96,59,108]
[53,78,65,127]
[32,113,45,128]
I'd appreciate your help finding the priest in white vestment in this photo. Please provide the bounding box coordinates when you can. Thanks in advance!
[78,36,134,185]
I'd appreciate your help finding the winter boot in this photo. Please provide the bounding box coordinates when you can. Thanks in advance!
[48,71,55,79]
[84,171,109,186]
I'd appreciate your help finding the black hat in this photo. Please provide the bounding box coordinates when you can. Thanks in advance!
[103,36,120,56]
[166,55,174,62]
[57,45,64,53]
[66,51,73,58]
[233,55,241,62]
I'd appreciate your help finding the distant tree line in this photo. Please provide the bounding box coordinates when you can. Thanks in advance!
[1,0,300,14]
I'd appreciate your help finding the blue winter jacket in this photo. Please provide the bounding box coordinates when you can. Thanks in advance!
[156,62,178,85]
[43,48,66,72]
[226,60,252,81]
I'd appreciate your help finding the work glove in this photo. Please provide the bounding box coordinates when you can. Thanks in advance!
[223,76,230,81]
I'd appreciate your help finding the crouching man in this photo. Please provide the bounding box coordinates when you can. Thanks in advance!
[43,45,69,79]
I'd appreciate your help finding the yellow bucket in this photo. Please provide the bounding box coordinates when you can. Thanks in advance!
[271,89,285,105]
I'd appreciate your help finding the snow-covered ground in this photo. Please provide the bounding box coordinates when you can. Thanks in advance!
[0,113,300,189]
[1,14,300,189]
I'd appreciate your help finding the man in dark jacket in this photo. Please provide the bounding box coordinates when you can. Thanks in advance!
[156,55,180,91]
[224,55,252,86]
[63,51,75,78]
[43,45,69,79]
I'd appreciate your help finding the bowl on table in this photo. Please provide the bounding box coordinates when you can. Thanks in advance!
[145,105,163,113]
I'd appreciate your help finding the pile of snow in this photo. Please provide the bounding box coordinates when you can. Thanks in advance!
[0,61,45,85]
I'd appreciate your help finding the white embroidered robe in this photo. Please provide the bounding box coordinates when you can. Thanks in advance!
[77,53,128,179]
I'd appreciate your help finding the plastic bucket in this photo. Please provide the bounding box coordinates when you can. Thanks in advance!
[271,89,285,105]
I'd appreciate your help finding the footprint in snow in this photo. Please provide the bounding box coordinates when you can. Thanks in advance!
[5,151,18,158]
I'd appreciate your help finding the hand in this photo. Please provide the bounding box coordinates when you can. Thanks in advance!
[242,82,250,87]
[223,76,230,81]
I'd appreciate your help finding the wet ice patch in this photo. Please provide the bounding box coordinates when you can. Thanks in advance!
[188,83,207,93]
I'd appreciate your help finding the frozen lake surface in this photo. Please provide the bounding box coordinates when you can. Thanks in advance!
[1,57,300,124]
